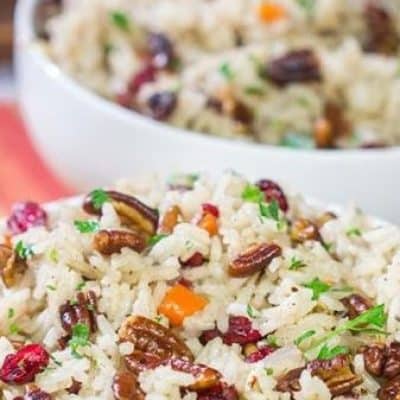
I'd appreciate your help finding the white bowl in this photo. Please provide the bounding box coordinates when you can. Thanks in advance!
[15,0,400,222]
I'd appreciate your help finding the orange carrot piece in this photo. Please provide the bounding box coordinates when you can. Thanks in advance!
[198,213,219,237]
[258,3,286,23]
[158,284,208,326]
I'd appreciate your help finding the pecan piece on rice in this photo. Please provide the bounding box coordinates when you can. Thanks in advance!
[362,342,400,379]
[378,374,400,400]
[83,190,159,236]
[341,294,373,319]
[93,230,146,255]
[290,218,321,244]
[228,243,282,278]
[112,371,145,400]
[119,315,193,374]
[0,244,28,288]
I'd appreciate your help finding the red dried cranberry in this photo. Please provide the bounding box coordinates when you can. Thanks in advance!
[245,346,275,363]
[7,202,47,235]
[0,344,50,384]
[256,179,288,212]
[129,65,156,94]
[148,33,176,69]
[199,328,222,346]
[24,388,52,400]
[202,203,220,218]
[147,91,177,120]
[267,49,321,87]
[197,383,239,400]
[223,316,262,345]
[181,252,205,268]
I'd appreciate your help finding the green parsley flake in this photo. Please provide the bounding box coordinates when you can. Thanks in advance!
[259,200,279,222]
[148,234,168,247]
[110,11,131,31]
[297,0,315,13]
[346,227,362,237]
[317,344,349,360]
[90,189,110,210]
[15,241,34,260]
[304,277,331,300]
[9,323,21,335]
[74,220,100,233]
[69,323,90,358]
[265,368,274,376]
[46,284,56,291]
[219,62,235,80]
[266,335,278,347]
[245,85,265,96]
[47,248,59,263]
[289,256,307,271]
[76,281,87,291]
[246,304,259,319]
[294,330,316,346]
[7,308,15,319]
[241,184,263,203]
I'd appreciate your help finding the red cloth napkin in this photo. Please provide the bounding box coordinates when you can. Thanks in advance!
[0,103,72,215]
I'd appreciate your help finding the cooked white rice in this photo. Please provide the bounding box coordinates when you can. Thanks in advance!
[1,172,400,399]
[39,0,400,148]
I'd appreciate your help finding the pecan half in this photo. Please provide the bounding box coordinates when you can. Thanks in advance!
[0,244,28,288]
[364,3,399,55]
[228,243,281,278]
[112,371,145,400]
[119,315,193,374]
[83,190,159,236]
[362,342,400,379]
[168,358,221,391]
[207,94,253,125]
[59,291,97,343]
[341,294,372,319]
[379,375,400,400]
[290,218,320,243]
[93,230,146,255]
[267,49,321,87]
[277,356,362,396]
[159,205,181,234]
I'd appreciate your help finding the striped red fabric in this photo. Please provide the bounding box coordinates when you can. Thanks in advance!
[0,103,71,215]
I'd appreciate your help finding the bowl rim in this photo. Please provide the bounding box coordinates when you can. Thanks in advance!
[15,0,400,158]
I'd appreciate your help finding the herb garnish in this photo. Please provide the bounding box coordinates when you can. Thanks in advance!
[304,305,387,359]
[247,304,259,319]
[296,0,315,13]
[346,227,362,237]
[265,368,274,376]
[46,284,56,291]
[76,281,87,291]
[266,335,278,347]
[294,330,316,346]
[110,11,131,31]
[9,323,21,335]
[90,189,110,210]
[219,62,235,80]
[68,323,90,358]
[148,234,168,247]
[303,278,331,300]
[317,344,349,360]
[15,241,34,260]
[245,85,265,96]
[241,184,263,203]
[74,220,100,233]
[7,308,15,319]
[47,248,59,263]
[289,256,307,271]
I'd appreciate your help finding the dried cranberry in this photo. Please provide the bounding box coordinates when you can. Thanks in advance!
[256,179,288,212]
[267,49,321,87]
[199,329,222,346]
[223,316,262,345]
[7,202,47,235]
[197,383,239,400]
[202,204,220,218]
[245,346,275,363]
[24,388,52,400]
[129,65,156,94]
[182,252,205,268]
[0,344,49,384]
[147,91,177,120]
[148,33,176,69]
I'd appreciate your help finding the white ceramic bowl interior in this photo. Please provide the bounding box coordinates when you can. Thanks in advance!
[14,0,400,222]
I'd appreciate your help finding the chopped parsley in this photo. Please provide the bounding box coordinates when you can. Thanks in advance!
[46,284,56,291]
[244,85,265,96]
[68,323,90,358]
[47,248,59,263]
[154,315,163,324]
[259,200,279,221]
[266,335,278,347]
[90,189,110,210]
[7,308,15,319]
[50,354,63,367]
[289,256,307,271]
[246,304,259,319]
[322,242,333,253]
[305,305,387,359]
[317,344,349,360]
[294,330,316,346]
[76,281,87,291]
[219,62,235,80]
[110,11,131,31]
[297,0,315,13]
[241,184,263,203]
[9,323,21,335]
[15,241,34,260]
[346,227,362,237]
[265,368,274,376]
[74,220,100,233]
[148,234,168,246]
[303,277,331,300]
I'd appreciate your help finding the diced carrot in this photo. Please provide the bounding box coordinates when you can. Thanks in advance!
[158,284,208,326]
[258,3,286,23]
[198,213,218,237]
